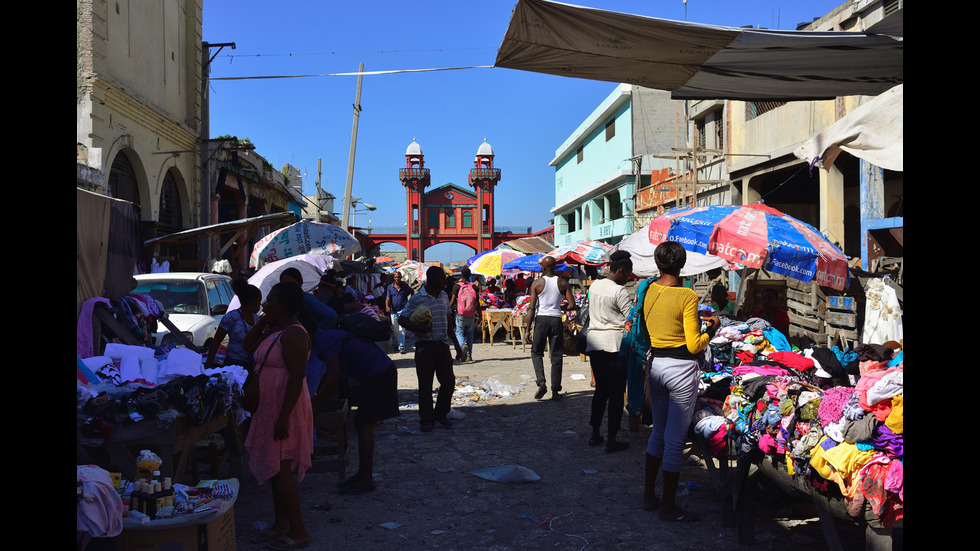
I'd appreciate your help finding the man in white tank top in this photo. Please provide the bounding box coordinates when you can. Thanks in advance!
[522,256,576,400]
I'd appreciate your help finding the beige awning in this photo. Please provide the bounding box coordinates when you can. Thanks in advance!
[495,0,903,101]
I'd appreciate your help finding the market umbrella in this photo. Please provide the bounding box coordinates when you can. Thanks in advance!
[545,240,614,266]
[468,249,523,277]
[228,254,338,311]
[612,225,728,278]
[249,220,360,269]
[645,203,849,290]
[503,254,574,273]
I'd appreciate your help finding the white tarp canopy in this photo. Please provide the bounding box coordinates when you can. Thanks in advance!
[794,84,903,172]
[495,0,903,101]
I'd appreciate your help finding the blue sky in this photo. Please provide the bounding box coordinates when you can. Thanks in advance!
[203,0,844,263]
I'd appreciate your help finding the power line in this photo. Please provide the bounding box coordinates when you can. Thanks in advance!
[215,46,496,61]
[208,65,494,81]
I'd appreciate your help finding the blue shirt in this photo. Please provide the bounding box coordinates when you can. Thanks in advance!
[303,292,338,331]
[386,283,413,314]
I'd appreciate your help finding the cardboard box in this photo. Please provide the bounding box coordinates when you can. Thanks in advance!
[117,505,235,551]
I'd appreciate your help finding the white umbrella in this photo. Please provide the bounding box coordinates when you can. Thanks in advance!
[612,222,728,278]
[228,254,339,311]
[249,220,360,269]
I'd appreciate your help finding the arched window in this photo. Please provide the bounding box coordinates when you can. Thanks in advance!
[462,210,472,229]
[446,208,455,228]
[158,171,183,235]
[108,152,139,206]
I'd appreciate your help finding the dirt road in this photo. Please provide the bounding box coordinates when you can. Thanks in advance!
[231,339,866,550]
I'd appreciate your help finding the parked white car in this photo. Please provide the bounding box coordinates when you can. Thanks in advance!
[132,273,235,349]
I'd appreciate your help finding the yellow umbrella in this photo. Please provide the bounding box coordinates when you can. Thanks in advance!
[469,250,523,277]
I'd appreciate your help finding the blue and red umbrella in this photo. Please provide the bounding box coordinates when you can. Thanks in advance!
[646,203,849,290]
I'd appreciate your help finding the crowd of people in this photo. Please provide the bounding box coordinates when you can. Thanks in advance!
[213,247,765,548]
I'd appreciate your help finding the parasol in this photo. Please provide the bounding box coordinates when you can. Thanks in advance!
[546,240,614,266]
[612,225,728,278]
[468,249,523,277]
[645,203,849,290]
[228,254,338,311]
[249,220,360,269]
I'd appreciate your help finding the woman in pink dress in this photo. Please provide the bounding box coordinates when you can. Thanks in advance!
[243,282,314,549]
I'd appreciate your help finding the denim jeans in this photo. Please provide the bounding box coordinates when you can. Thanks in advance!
[531,315,565,392]
[391,313,409,352]
[455,314,476,354]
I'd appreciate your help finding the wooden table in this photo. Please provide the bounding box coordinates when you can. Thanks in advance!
[482,308,515,346]
[80,413,241,484]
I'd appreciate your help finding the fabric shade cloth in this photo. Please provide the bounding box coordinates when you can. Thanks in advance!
[468,249,523,277]
[612,224,728,278]
[495,0,903,101]
[546,239,614,266]
[646,203,849,290]
[250,220,360,269]
[794,84,903,172]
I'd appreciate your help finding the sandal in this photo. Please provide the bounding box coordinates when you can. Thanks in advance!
[266,535,310,550]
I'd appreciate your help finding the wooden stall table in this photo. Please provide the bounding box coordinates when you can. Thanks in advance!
[511,316,529,352]
[482,308,515,346]
[79,413,241,485]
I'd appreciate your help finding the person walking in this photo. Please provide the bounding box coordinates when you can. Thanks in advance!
[398,266,457,432]
[450,267,480,362]
[385,271,414,354]
[585,251,633,452]
[641,241,719,522]
[523,256,576,400]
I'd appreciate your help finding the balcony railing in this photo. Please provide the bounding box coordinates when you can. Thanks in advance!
[399,168,430,180]
[469,168,501,180]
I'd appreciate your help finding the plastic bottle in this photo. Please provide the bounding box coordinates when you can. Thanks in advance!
[136,450,162,482]
[161,478,175,508]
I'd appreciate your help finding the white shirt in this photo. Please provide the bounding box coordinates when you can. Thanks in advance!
[584,278,632,353]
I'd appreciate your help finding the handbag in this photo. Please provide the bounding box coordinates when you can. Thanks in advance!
[575,305,590,355]
[242,330,284,413]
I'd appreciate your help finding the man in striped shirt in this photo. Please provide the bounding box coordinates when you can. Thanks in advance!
[398,266,459,432]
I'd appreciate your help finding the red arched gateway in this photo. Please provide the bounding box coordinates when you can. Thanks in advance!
[359,139,539,261]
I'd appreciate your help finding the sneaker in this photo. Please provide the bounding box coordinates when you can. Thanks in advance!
[461,344,469,360]
[420,421,435,432]
[534,383,548,400]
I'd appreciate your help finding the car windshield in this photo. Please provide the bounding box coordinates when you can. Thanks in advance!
[132,280,207,315]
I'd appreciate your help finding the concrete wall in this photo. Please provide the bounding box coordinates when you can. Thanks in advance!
[77,0,203,229]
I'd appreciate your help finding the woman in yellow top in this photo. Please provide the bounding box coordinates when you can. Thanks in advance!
[641,241,719,522]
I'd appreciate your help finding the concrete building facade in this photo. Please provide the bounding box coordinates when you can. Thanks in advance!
[725,0,903,266]
[551,84,685,247]
[77,0,204,267]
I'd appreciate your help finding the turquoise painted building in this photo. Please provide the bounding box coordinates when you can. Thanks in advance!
[550,84,681,247]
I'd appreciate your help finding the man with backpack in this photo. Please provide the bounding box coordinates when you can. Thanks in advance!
[450,267,481,362]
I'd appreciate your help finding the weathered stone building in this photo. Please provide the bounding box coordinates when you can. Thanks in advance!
[77,0,204,268]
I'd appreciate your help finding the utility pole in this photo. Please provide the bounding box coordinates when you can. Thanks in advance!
[314,157,323,223]
[200,41,235,260]
[341,63,364,231]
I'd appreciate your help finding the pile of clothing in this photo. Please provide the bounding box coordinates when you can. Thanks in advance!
[692,316,904,528]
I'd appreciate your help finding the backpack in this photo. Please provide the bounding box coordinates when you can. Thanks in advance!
[457,282,478,317]
[339,311,391,343]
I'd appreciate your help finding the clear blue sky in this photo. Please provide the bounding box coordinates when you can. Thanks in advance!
[203,0,844,263]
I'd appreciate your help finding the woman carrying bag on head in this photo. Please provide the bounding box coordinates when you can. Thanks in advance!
[243,282,314,549]
[641,242,719,523]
